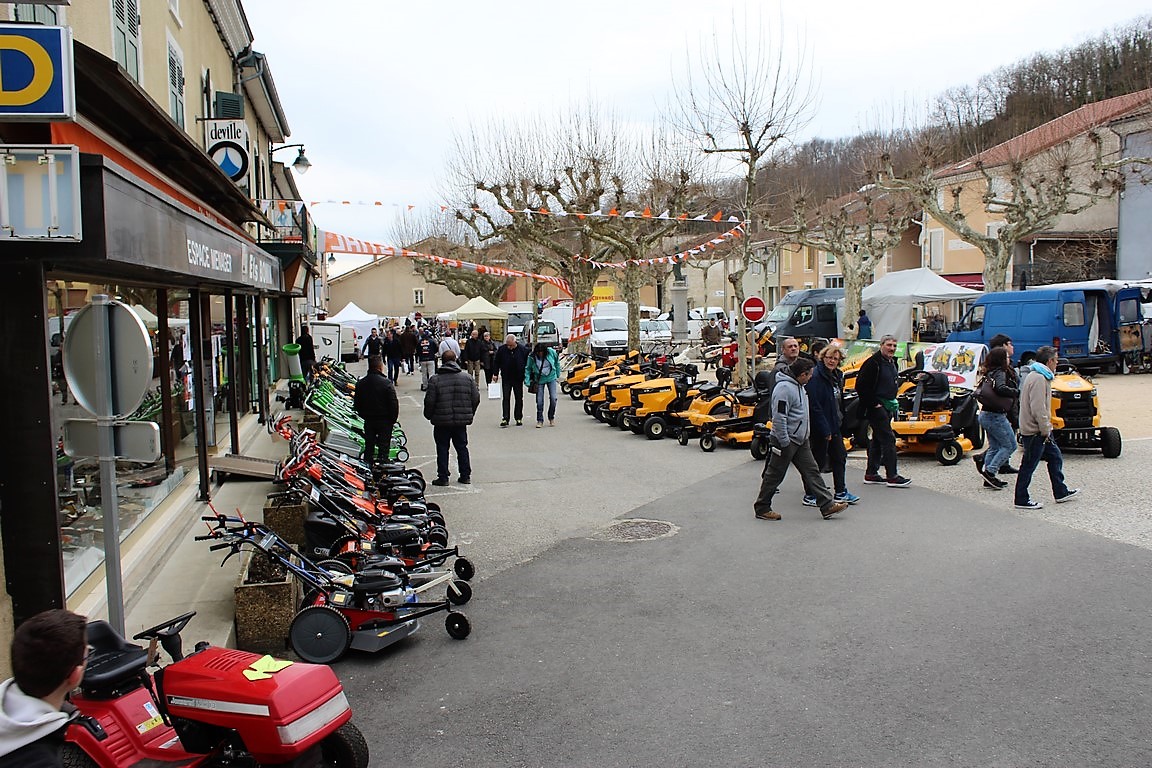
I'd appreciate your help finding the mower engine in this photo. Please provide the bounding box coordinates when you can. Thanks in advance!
[332,569,416,608]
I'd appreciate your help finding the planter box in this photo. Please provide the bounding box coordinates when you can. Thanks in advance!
[263,500,308,549]
[233,552,300,654]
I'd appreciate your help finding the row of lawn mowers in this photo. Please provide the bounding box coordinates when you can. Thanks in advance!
[564,347,1122,463]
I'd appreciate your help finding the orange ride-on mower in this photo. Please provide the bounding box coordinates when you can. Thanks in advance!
[1049,360,1122,458]
[676,370,775,452]
[888,370,980,465]
[619,364,703,439]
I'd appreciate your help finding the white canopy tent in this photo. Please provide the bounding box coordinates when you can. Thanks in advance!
[861,268,982,342]
[327,302,380,339]
[452,297,508,321]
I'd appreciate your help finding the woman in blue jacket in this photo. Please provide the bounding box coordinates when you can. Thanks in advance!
[525,342,561,427]
[804,345,859,505]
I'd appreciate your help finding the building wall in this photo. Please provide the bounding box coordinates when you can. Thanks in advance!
[1117,129,1152,280]
[329,258,466,319]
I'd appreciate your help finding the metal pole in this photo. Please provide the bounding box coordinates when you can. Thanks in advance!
[91,294,125,636]
[188,289,210,502]
[254,295,268,425]
[224,291,240,454]
[156,289,175,472]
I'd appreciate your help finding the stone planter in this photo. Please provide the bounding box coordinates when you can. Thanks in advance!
[263,500,308,549]
[233,552,299,654]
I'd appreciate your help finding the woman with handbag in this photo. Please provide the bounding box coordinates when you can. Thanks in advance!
[975,346,1020,490]
[525,342,561,428]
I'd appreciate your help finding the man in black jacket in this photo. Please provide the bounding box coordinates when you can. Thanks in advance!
[491,333,530,427]
[854,335,910,488]
[295,326,316,382]
[0,609,87,767]
[424,349,481,485]
[353,355,399,465]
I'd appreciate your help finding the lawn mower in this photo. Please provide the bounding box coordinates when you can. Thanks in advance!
[618,364,702,439]
[688,370,775,452]
[1046,360,1122,458]
[199,516,471,663]
[66,611,369,767]
[888,369,980,465]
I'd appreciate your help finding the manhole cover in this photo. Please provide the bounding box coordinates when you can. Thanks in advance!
[591,518,679,542]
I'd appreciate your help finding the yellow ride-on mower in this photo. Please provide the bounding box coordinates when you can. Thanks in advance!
[618,364,702,439]
[889,370,980,465]
[675,370,775,452]
[565,350,639,400]
[1048,360,1122,458]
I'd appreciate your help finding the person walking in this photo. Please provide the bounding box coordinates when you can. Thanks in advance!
[973,333,1020,475]
[462,328,485,387]
[492,333,529,427]
[753,358,849,521]
[400,322,418,375]
[438,330,461,360]
[804,345,859,506]
[856,335,911,488]
[480,330,498,385]
[294,326,316,382]
[1014,346,1079,510]
[383,328,403,382]
[857,309,873,340]
[526,342,561,427]
[974,346,1020,490]
[417,327,438,391]
[353,355,399,466]
[361,327,384,360]
[423,349,480,486]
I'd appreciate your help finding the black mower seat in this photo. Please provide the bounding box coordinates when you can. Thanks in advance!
[696,383,722,397]
[915,372,952,411]
[82,621,149,695]
[353,569,403,595]
[734,387,761,405]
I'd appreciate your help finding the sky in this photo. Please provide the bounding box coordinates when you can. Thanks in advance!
[242,1,1150,276]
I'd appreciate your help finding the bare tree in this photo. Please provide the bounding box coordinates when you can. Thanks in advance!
[675,15,814,384]
[390,209,515,304]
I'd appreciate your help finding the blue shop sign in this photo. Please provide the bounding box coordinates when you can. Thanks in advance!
[0,24,75,120]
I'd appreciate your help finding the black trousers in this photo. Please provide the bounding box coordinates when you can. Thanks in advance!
[502,379,524,422]
[362,418,394,464]
[810,433,848,495]
[865,407,898,478]
[434,425,471,480]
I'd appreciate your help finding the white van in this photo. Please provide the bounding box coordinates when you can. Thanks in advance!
[498,301,536,340]
[593,301,628,319]
[310,321,359,362]
[589,315,629,358]
[539,304,574,344]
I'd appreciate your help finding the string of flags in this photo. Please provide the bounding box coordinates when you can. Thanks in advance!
[578,223,745,269]
[322,232,573,295]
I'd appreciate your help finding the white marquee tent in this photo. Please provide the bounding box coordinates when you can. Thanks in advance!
[861,268,982,342]
[327,302,380,339]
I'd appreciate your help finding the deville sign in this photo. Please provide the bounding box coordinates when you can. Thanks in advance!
[204,119,250,183]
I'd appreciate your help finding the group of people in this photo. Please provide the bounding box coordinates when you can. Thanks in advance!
[361,323,421,383]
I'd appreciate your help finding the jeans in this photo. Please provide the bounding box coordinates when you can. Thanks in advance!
[387,357,402,382]
[865,407,898,478]
[810,433,847,495]
[536,380,558,423]
[420,360,436,389]
[433,425,471,480]
[753,439,835,515]
[361,418,394,465]
[501,379,524,422]
[978,411,1016,473]
[1014,434,1070,505]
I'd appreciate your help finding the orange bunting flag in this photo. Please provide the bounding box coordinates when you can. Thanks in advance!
[711,210,724,222]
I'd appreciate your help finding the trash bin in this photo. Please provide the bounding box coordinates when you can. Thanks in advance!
[282,343,304,382]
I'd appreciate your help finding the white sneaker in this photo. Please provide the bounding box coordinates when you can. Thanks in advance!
[1055,489,1081,503]
[1014,499,1044,510]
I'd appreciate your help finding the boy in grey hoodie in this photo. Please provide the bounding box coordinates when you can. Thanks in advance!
[0,609,87,767]
[753,358,848,521]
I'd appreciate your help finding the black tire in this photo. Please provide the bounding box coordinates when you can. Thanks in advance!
[395,448,409,462]
[454,557,476,581]
[1100,426,1122,458]
[445,611,472,639]
[677,430,690,446]
[570,387,583,400]
[750,436,769,461]
[427,511,446,528]
[406,475,426,493]
[319,722,371,768]
[426,526,449,548]
[317,559,354,576]
[560,382,571,394]
[644,416,667,440]
[447,579,472,605]
[290,606,351,664]
[935,440,963,466]
[964,422,985,450]
[584,400,595,416]
[61,745,99,768]
[700,434,716,452]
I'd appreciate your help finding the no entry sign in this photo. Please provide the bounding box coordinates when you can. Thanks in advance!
[741,296,767,323]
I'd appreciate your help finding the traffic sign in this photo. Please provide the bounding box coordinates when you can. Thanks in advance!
[62,298,153,418]
[741,296,767,323]
[62,419,161,462]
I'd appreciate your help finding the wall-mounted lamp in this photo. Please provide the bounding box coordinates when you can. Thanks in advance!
[271,143,311,175]
[327,254,336,265]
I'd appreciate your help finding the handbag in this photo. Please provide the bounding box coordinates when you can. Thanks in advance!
[487,382,501,400]
[527,381,539,395]
[975,376,1013,412]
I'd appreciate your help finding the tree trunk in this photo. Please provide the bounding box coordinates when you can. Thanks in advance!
[982,240,1011,292]
[842,265,867,338]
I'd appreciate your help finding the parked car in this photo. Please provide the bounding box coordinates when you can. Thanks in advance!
[640,319,672,350]
[527,319,561,348]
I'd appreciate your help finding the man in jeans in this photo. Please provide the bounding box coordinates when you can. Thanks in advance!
[416,327,437,391]
[854,335,911,488]
[423,349,480,485]
[1014,346,1079,509]
[753,358,849,521]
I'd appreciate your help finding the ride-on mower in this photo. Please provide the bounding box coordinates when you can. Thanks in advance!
[1048,360,1122,457]
[887,369,980,465]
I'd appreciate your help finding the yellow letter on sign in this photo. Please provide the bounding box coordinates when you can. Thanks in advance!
[0,35,54,107]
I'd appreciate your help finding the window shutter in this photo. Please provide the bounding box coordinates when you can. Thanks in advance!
[214,91,245,119]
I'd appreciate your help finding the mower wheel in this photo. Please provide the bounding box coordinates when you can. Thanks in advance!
[406,475,426,493]
[290,606,351,664]
[570,387,583,400]
[328,534,362,560]
[560,382,571,394]
[677,430,690,446]
[447,579,473,605]
[644,416,667,440]
[963,422,985,450]
[700,434,716,452]
[317,559,354,576]
[935,440,963,465]
[426,526,449,547]
[395,448,410,462]
[750,436,769,461]
[584,400,595,415]
[319,723,370,768]
[445,611,472,640]
[618,413,633,431]
[61,746,99,768]
[427,511,447,528]
[1100,426,1122,458]
[454,556,476,581]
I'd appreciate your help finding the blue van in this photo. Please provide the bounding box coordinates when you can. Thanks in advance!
[947,285,1146,369]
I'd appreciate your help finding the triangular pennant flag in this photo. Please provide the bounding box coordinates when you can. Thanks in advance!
[711,211,724,222]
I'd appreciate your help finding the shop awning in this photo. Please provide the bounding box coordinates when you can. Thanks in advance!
[943,273,985,290]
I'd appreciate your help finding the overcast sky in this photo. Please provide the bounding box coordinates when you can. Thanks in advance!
[243,1,1150,275]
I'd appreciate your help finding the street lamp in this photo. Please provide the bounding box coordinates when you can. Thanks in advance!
[271,143,311,175]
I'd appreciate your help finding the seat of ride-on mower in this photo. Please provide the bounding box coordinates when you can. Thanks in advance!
[913,371,952,412]
[81,621,149,697]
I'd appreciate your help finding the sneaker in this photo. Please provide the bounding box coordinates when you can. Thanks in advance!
[972,453,986,471]
[863,474,886,485]
[536,422,543,428]
[834,491,860,505]
[548,420,555,426]
[515,420,523,426]
[1014,499,1044,510]
[886,475,912,488]
[431,478,450,487]
[1055,489,1080,503]
[802,495,818,507]
[755,510,781,521]
[983,478,1006,490]
[500,420,509,428]
[998,465,1019,475]
[821,501,849,519]
[979,469,1006,488]
[458,476,471,485]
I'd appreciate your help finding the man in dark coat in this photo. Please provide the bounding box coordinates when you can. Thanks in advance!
[353,355,399,465]
[424,350,481,485]
[854,334,909,488]
[491,333,530,427]
[400,323,419,375]
[361,327,384,359]
[295,326,316,382]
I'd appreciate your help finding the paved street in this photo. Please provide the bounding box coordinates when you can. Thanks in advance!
[334,367,1152,767]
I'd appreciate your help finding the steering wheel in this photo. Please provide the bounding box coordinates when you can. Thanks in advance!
[133,611,196,642]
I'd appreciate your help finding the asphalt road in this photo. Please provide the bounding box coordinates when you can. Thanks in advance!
[336,366,1152,767]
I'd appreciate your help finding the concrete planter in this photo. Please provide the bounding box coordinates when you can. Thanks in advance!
[263,500,308,549]
[233,552,299,654]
